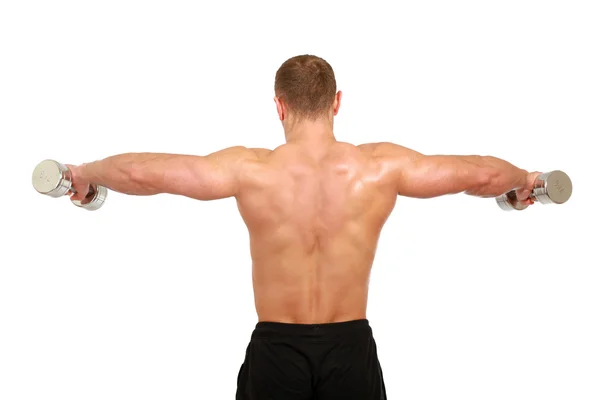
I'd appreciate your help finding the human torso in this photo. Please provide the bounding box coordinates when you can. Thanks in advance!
[235,141,398,324]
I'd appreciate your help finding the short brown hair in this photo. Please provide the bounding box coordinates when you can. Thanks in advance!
[274,55,337,120]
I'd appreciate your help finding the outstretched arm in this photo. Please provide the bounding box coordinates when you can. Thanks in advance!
[368,142,537,199]
[68,146,264,201]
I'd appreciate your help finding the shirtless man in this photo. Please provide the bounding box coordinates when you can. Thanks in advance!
[67,55,541,399]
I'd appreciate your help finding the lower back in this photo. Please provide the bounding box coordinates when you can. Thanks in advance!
[251,249,372,324]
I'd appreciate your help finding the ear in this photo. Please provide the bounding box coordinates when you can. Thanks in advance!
[274,96,285,121]
[333,91,342,116]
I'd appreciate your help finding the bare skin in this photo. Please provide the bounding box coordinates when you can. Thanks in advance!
[69,91,541,324]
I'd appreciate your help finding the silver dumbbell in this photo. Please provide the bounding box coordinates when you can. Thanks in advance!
[32,159,108,210]
[496,170,572,211]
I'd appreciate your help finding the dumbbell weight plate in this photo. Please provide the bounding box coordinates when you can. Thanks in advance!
[32,159,73,197]
[71,185,107,210]
[532,170,572,205]
[495,190,529,211]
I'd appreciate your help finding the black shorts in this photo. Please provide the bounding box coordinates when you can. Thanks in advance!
[236,319,387,399]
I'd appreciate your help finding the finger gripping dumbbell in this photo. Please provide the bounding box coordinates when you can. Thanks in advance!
[32,159,107,211]
[496,170,572,211]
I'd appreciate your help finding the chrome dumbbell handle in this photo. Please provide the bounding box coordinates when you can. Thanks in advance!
[32,159,107,210]
[496,170,572,211]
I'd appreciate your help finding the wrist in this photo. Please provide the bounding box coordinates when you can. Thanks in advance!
[517,169,529,188]
[69,163,87,181]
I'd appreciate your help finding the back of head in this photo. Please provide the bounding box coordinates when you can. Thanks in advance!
[275,55,337,120]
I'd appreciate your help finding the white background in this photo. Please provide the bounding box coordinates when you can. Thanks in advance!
[1,1,599,399]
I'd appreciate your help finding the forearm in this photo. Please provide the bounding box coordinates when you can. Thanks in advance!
[74,152,174,196]
[462,155,529,197]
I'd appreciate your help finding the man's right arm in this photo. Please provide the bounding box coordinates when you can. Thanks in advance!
[367,142,535,199]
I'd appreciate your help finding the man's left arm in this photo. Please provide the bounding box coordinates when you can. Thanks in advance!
[68,146,262,201]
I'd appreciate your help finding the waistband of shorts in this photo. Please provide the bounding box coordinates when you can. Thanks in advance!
[252,319,372,339]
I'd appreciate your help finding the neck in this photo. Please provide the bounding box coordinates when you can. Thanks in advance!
[284,117,336,144]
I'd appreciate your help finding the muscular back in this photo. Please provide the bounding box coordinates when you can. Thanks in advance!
[91,134,525,324]
[235,142,398,324]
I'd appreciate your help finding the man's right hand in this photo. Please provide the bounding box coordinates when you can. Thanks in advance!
[515,171,543,205]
